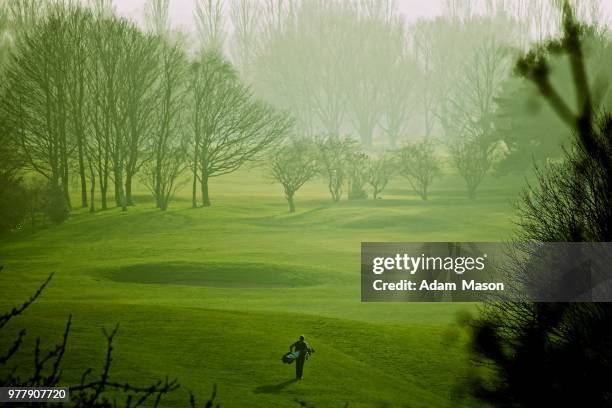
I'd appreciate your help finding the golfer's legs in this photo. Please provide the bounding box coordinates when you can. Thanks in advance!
[296,358,304,379]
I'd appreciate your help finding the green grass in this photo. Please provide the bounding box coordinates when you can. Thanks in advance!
[0,168,523,407]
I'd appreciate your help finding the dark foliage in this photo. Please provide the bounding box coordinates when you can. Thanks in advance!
[0,177,69,233]
[467,3,612,407]
[493,25,612,175]
[0,173,28,232]
[43,184,70,225]
[0,96,28,232]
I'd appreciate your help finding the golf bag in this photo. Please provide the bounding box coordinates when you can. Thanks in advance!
[282,351,300,364]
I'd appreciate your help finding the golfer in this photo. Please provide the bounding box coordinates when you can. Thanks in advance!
[289,335,312,380]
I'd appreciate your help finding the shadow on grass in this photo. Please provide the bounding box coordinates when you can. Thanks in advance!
[253,379,298,394]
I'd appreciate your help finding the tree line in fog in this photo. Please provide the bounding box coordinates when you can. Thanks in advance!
[2,0,612,230]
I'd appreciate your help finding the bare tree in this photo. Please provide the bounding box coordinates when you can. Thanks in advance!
[87,66,112,211]
[270,138,318,213]
[89,15,135,210]
[88,0,115,16]
[367,153,396,199]
[191,49,293,207]
[229,0,261,79]
[195,0,225,52]
[71,4,130,213]
[415,14,479,140]
[143,0,189,211]
[261,0,294,40]
[84,135,98,213]
[151,40,187,209]
[411,19,440,139]
[1,5,73,208]
[253,1,354,136]
[65,8,92,209]
[380,52,419,146]
[141,137,188,211]
[307,3,359,136]
[448,135,495,200]
[2,0,44,42]
[120,29,160,206]
[397,139,439,200]
[447,38,510,199]
[346,151,369,200]
[315,135,359,202]
[345,8,397,147]
[144,0,169,35]
[86,25,113,212]
[189,59,209,209]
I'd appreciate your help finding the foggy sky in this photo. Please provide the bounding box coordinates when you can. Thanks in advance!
[113,0,612,36]
[113,0,450,31]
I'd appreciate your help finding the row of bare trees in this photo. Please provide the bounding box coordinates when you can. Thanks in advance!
[269,135,445,212]
[245,0,416,147]
[2,0,608,223]
[222,0,603,147]
[224,0,608,203]
[187,1,541,207]
[268,131,514,212]
[0,0,292,217]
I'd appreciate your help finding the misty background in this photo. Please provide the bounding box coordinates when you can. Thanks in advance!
[112,0,612,147]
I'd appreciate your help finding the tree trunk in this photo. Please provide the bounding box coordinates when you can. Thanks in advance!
[62,181,70,210]
[101,186,107,210]
[125,172,134,206]
[388,129,398,147]
[192,141,199,208]
[192,173,198,208]
[359,124,373,148]
[78,140,87,208]
[332,190,341,202]
[61,171,71,210]
[89,177,96,213]
[424,108,433,139]
[467,184,477,200]
[114,171,121,207]
[329,182,341,202]
[154,146,164,209]
[287,193,295,213]
[201,174,211,207]
[114,166,127,211]
[61,137,71,210]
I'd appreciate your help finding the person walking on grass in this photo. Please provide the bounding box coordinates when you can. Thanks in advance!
[289,335,313,380]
